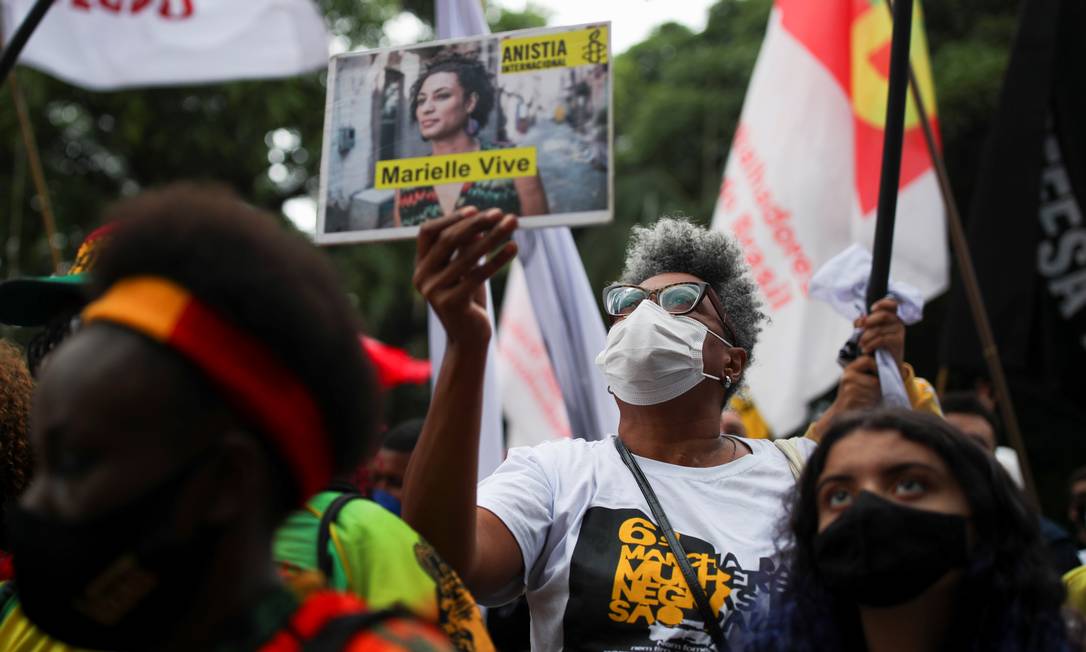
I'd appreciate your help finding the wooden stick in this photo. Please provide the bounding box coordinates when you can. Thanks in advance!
[884,0,1041,508]
[7,71,61,271]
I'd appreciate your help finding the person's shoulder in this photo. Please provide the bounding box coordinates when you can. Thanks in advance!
[742,435,816,456]
[335,497,420,546]
[509,435,614,464]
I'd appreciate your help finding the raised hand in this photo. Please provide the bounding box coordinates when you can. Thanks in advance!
[413,206,518,348]
[810,355,881,442]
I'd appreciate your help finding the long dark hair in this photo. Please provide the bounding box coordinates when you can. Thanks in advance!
[748,408,1070,651]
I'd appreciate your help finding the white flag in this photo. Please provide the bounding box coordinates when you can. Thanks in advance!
[711,0,947,434]
[0,0,329,90]
[497,260,572,448]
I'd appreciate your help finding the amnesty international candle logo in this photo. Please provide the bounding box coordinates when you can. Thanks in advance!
[563,507,786,651]
[500,26,610,74]
[374,147,538,190]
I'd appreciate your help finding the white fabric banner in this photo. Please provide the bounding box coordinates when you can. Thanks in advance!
[711,5,947,434]
[512,227,617,440]
[0,0,329,90]
[496,260,572,448]
[430,0,504,481]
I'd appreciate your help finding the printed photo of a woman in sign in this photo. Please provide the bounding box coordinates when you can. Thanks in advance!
[394,52,549,227]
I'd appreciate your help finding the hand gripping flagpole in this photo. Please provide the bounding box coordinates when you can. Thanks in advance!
[838,0,914,364]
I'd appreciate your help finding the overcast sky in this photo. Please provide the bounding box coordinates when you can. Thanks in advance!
[381,0,717,54]
[497,0,715,53]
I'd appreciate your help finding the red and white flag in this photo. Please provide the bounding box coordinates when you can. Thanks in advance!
[496,261,572,448]
[712,0,947,433]
[0,0,329,90]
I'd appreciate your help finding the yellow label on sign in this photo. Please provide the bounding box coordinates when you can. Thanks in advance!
[375,147,538,190]
[500,26,609,74]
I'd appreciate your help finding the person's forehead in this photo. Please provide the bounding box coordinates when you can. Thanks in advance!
[420,71,459,91]
[639,272,704,290]
[821,429,949,478]
[373,448,411,468]
[35,326,194,450]
[944,412,994,438]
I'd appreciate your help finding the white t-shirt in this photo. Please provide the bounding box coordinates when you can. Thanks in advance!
[477,435,816,651]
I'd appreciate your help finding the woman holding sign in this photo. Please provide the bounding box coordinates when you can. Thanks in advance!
[404,210,920,650]
[393,53,548,227]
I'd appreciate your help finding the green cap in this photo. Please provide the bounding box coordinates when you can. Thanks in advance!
[0,223,117,327]
[0,274,88,327]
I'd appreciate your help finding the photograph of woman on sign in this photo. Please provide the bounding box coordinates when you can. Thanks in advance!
[394,52,549,227]
[318,23,611,243]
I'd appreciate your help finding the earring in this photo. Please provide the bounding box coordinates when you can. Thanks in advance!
[724,376,733,389]
[467,117,480,136]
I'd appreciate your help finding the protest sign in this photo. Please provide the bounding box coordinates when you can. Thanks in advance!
[316,22,613,244]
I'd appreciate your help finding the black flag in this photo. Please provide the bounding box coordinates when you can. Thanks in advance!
[943,0,1085,505]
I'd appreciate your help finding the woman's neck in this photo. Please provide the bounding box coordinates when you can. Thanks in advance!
[858,581,955,652]
[430,132,478,156]
[616,390,744,467]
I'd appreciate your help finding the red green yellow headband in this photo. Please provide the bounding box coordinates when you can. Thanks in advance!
[82,276,331,499]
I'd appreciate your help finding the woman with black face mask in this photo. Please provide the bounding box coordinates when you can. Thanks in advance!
[741,408,1079,652]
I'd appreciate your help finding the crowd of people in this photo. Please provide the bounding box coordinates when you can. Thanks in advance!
[0,183,1083,651]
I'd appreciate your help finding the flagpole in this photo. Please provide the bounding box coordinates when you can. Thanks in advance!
[0,0,54,85]
[8,72,61,271]
[884,0,1040,508]
[0,2,62,272]
[865,0,914,310]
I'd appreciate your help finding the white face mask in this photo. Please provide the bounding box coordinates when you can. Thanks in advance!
[594,300,729,406]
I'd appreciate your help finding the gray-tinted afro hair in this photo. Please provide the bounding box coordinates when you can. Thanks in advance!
[619,217,765,364]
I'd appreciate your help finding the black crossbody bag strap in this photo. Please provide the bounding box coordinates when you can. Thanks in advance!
[613,438,729,652]
[317,492,362,580]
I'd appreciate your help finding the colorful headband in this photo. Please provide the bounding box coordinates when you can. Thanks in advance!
[82,276,332,499]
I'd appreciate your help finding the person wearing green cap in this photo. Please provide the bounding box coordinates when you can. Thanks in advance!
[0,224,117,377]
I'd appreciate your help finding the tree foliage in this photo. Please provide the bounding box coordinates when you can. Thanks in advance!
[0,0,1022,427]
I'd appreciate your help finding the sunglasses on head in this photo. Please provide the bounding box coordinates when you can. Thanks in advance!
[601,281,737,345]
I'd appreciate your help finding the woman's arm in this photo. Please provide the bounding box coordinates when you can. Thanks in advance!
[393,190,403,227]
[514,174,549,216]
[401,207,524,596]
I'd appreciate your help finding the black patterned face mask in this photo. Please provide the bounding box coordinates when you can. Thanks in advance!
[813,491,969,607]
[8,450,222,651]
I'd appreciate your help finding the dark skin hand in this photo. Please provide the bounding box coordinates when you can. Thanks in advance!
[402,207,525,599]
[809,298,907,442]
